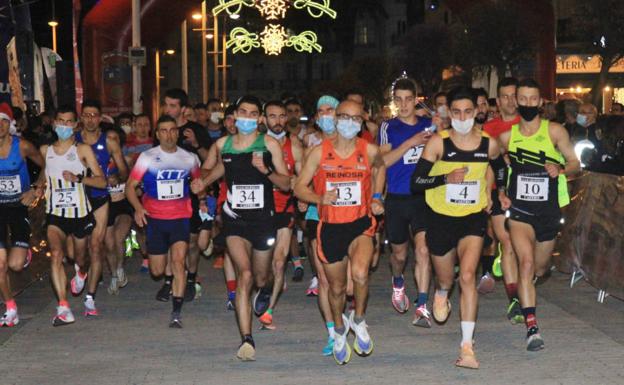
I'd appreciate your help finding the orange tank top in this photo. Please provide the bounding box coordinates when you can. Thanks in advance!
[314,138,371,224]
[274,137,295,213]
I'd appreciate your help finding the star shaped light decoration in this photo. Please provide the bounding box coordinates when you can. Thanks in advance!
[256,0,289,20]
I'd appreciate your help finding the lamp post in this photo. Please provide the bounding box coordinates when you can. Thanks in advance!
[48,20,58,52]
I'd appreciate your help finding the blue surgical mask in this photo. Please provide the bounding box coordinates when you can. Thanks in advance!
[235,118,257,135]
[318,116,336,134]
[336,119,360,139]
[267,129,286,140]
[576,113,588,127]
[55,125,74,140]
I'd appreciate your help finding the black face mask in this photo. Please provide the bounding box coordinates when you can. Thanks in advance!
[517,105,539,121]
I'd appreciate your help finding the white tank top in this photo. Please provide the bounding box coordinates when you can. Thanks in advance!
[45,144,91,218]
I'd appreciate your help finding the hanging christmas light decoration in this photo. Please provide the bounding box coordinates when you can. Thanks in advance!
[260,24,288,55]
[292,0,336,19]
[286,30,322,53]
[256,0,289,20]
[226,27,261,53]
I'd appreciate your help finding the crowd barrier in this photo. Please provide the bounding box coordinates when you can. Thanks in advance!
[555,171,624,301]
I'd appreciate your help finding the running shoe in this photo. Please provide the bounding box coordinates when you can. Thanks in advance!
[70,267,87,296]
[23,249,32,269]
[84,297,98,317]
[432,294,451,324]
[477,272,495,295]
[130,229,140,250]
[322,336,334,356]
[492,243,503,278]
[259,310,273,326]
[0,309,19,327]
[169,311,183,328]
[237,341,256,361]
[184,281,196,302]
[107,277,119,295]
[226,291,236,311]
[526,327,544,351]
[124,237,133,257]
[212,254,224,269]
[140,258,149,273]
[333,321,352,365]
[117,268,128,288]
[203,239,214,258]
[52,306,75,327]
[306,276,319,297]
[391,281,409,313]
[292,265,304,282]
[252,288,271,316]
[348,311,374,357]
[412,304,432,328]
[455,342,479,369]
[506,298,524,325]
[156,283,171,302]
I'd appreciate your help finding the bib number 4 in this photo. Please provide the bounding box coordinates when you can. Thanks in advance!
[446,181,480,205]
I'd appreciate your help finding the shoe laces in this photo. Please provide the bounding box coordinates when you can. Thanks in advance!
[417,305,431,318]
[392,285,405,300]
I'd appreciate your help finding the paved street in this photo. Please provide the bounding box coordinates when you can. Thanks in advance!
[1,254,623,385]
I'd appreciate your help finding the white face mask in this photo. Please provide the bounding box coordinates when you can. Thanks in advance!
[121,124,132,135]
[451,118,474,134]
[437,105,448,118]
[210,112,223,124]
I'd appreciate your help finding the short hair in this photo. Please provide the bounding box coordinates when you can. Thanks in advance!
[206,98,221,107]
[344,89,365,100]
[393,78,417,96]
[224,104,236,117]
[488,98,497,107]
[164,88,189,107]
[134,113,151,123]
[497,77,519,94]
[194,103,207,110]
[284,98,302,109]
[82,99,101,112]
[116,112,133,122]
[433,91,447,103]
[156,115,176,128]
[236,95,262,113]
[612,102,624,110]
[447,86,477,107]
[473,87,488,100]
[517,78,541,92]
[55,105,77,120]
[264,100,286,115]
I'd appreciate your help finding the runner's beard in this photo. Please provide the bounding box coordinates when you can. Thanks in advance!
[475,113,487,125]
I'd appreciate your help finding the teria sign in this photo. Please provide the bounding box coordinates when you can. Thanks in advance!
[557,55,624,74]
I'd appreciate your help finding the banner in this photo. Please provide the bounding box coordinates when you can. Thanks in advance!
[6,37,24,110]
[41,47,62,109]
[72,0,83,113]
[0,0,14,104]
[555,172,624,299]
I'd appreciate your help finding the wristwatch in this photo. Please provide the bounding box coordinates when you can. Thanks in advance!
[77,174,84,183]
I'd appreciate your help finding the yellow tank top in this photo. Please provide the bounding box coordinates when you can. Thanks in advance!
[425,130,490,217]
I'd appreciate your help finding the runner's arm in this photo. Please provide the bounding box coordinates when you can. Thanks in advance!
[107,131,129,182]
[265,136,291,192]
[488,138,507,190]
[21,139,46,189]
[294,146,322,205]
[550,123,581,176]
[368,144,385,197]
[77,144,107,189]
[410,135,445,192]
[125,177,142,212]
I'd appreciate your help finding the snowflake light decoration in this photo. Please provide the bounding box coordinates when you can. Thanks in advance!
[260,24,288,55]
[256,0,289,20]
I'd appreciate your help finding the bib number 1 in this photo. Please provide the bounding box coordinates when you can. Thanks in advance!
[157,179,184,200]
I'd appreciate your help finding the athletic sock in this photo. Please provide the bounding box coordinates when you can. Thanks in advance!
[5,299,16,311]
[58,300,69,308]
[416,292,428,307]
[172,296,184,313]
[86,292,96,300]
[522,307,537,331]
[435,289,449,298]
[481,255,495,275]
[392,275,404,288]
[163,275,173,286]
[242,334,255,347]
[335,325,346,336]
[187,271,197,284]
[460,321,476,346]
[292,258,303,269]
[505,283,519,302]
[326,322,335,339]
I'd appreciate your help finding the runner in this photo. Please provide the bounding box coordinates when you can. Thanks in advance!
[482,77,524,322]
[74,99,128,316]
[410,86,507,369]
[42,106,106,326]
[497,79,579,351]
[378,77,434,327]
[0,103,45,327]
[191,95,291,361]
[125,115,201,328]
[257,100,303,329]
[294,100,385,365]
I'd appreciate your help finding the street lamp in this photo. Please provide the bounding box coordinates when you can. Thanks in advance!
[205,33,214,39]
[192,12,203,20]
[165,49,176,55]
[48,20,58,52]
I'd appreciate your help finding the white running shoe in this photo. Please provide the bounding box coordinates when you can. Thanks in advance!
[84,297,98,317]
[117,267,128,288]
[0,308,19,327]
[70,264,87,296]
[108,277,119,295]
[348,311,374,357]
[53,306,75,326]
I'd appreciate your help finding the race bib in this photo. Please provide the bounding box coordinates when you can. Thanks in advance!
[156,179,184,200]
[403,145,424,165]
[326,181,362,206]
[51,186,78,209]
[516,176,549,201]
[0,175,21,195]
[232,184,264,209]
[446,181,480,205]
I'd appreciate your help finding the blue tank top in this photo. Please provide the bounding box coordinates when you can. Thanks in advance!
[0,136,31,205]
[378,117,431,195]
[76,131,110,198]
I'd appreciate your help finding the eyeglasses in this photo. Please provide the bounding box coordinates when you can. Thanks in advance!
[81,113,100,119]
[336,113,364,124]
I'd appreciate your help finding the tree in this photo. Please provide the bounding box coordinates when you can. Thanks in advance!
[572,0,624,107]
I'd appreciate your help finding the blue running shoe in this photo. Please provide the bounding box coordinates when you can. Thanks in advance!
[333,327,351,365]
[322,336,334,356]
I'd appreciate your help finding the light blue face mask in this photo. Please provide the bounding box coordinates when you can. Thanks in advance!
[318,116,336,134]
[336,119,360,139]
[55,125,74,140]
[235,118,258,135]
[576,114,588,127]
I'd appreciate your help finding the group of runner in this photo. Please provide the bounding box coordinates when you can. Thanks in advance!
[0,76,578,368]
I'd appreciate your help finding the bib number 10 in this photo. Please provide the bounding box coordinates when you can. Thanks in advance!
[516,176,548,201]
